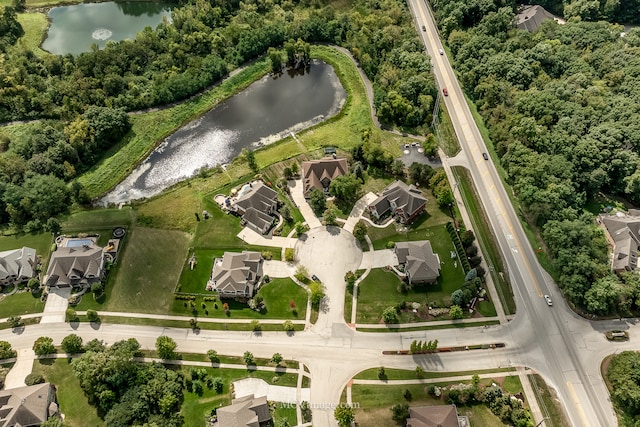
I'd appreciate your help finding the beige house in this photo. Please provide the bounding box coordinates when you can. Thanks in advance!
[0,383,58,427]
[0,247,37,287]
[407,404,469,427]
[43,244,104,288]
[207,251,263,298]
[302,158,348,197]
[395,241,441,285]
[216,394,271,427]
[599,210,640,273]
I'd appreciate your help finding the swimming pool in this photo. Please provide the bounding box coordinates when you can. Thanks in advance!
[65,239,94,247]
[237,183,252,198]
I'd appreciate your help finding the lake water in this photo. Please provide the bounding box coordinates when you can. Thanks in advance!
[42,1,172,55]
[101,60,347,205]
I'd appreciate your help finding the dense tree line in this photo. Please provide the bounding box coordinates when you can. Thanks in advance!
[434,0,640,314]
[607,351,640,426]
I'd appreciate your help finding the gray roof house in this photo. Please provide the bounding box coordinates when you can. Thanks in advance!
[0,247,37,287]
[234,182,279,216]
[395,241,441,285]
[369,181,427,224]
[515,4,564,32]
[406,404,467,427]
[302,158,348,197]
[599,210,640,273]
[0,383,58,427]
[208,251,263,298]
[216,394,271,427]
[43,244,104,288]
[241,207,276,235]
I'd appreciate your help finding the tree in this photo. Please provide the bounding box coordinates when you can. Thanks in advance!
[329,174,362,204]
[91,282,104,295]
[86,309,99,322]
[7,316,22,328]
[33,336,55,356]
[45,217,61,234]
[403,388,412,401]
[280,205,293,223]
[27,277,40,291]
[25,373,45,386]
[450,305,464,319]
[251,319,261,331]
[334,405,355,427]
[382,306,398,323]
[83,339,105,353]
[460,230,475,247]
[244,148,258,172]
[0,6,24,52]
[243,351,255,365]
[353,221,367,240]
[391,159,405,178]
[212,376,224,393]
[309,188,326,213]
[207,349,220,363]
[294,222,306,236]
[64,308,77,322]
[61,334,84,355]
[415,365,424,378]
[285,247,295,262]
[295,264,308,281]
[271,353,283,365]
[0,340,16,359]
[323,204,339,225]
[391,403,410,423]
[377,366,386,380]
[309,281,325,308]
[268,47,282,73]
[283,320,295,332]
[156,336,178,360]
[422,133,439,157]
[40,417,67,427]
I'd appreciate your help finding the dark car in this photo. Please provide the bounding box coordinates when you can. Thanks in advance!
[311,274,320,282]
[442,88,448,96]
[422,25,426,31]
[482,152,489,160]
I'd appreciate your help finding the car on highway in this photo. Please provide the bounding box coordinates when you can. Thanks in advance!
[439,49,444,55]
[422,25,426,31]
[482,152,489,160]
[442,88,448,96]
[544,294,553,306]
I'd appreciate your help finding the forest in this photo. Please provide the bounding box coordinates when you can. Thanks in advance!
[0,0,436,228]
[430,0,640,315]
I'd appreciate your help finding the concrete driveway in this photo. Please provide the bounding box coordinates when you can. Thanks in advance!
[40,287,70,324]
[233,377,310,403]
[288,179,322,229]
[3,348,35,388]
[263,260,295,278]
[359,249,398,270]
[237,227,297,249]
[342,192,378,233]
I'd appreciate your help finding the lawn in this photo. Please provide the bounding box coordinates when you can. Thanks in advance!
[31,359,104,427]
[181,366,299,427]
[353,367,515,381]
[76,227,190,313]
[17,12,49,57]
[0,291,44,317]
[171,277,307,320]
[61,208,133,232]
[0,231,52,258]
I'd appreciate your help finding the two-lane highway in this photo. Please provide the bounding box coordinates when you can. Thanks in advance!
[407,0,617,425]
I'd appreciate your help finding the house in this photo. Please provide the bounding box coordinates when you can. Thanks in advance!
[233,181,279,216]
[368,181,427,224]
[599,210,640,273]
[406,404,469,427]
[207,251,263,298]
[302,158,348,197]
[216,394,271,427]
[43,244,104,288]
[515,4,564,32]
[395,241,441,285]
[0,247,37,287]
[0,383,58,427]
[241,207,276,235]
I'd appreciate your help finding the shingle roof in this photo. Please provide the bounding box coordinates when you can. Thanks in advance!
[234,182,278,215]
[43,245,104,287]
[217,394,270,427]
[242,207,275,234]
[0,247,36,283]
[370,181,426,220]
[0,383,54,427]
[395,241,440,283]
[516,5,559,32]
[211,252,263,296]
[302,158,348,196]
[407,404,459,427]
[601,214,640,271]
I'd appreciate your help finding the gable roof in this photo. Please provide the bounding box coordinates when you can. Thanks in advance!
[211,251,263,295]
[515,4,561,32]
[43,244,104,287]
[370,181,427,219]
[600,213,640,271]
[0,383,54,427]
[234,182,278,215]
[407,404,459,427]
[217,394,270,427]
[0,247,36,282]
[242,207,275,234]
[302,158,348,196]
[396,240,440,283]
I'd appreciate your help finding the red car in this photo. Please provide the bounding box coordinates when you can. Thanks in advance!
[443,88,448,96]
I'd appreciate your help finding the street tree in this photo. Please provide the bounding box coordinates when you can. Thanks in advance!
[207,349,220,363]
[271,353,283,365]
[334,405,355,427]
[243,351,255,365]
[353,221,367,240]
[449,305,464,319]
[0,340,16,359]
[309,188,326,213]
[33,336,55,356]
[156,336,178,360]
[61,334,84,355]
[309,281,325,308]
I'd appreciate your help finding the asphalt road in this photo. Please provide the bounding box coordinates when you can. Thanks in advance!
[407,0,618,425]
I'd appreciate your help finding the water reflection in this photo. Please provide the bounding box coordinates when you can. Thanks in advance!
[101,60,346,205]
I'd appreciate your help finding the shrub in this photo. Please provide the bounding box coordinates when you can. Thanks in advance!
[271,353,283,365]
[33,337,55,356]
[61,334,83,354]
[382,306,398,324]
[285,248,295,262]
[207,349,220,363]
[283,320,295,332]
[0,341,16,360]
[251,320,261,331]
[213,377,224,393]
[25,373,45,386]
[65,308,77,322]
[391,403,409,423]
[377,366,386,380]
[243,351,255,365]
[86,309,99,322]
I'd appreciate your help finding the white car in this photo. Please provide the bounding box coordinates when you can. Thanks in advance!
[439,49,444,55]
[544,295,553,306]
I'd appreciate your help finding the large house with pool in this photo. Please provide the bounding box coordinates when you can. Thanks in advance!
[43,237,105,288]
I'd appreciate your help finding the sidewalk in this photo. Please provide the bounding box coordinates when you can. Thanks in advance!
[77,311,306,325]
[355,316,500,329]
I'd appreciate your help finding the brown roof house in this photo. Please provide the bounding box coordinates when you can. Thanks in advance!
[43,244,104,288]
[369,181,427,224]
[231,181,279,235]
[0,247,37,287]
[207,251,263,298]
[515,4,564,32]
[216,394,271,427]
[0,383,58,427]
[599,210,640,273]
[406,404,468,427]
[302,158,348,197]
[395,241,441,285]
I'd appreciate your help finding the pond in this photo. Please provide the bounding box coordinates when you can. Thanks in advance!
[100,60,347,205]
[42,1,172,55]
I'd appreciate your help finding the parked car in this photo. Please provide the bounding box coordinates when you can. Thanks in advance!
[442,88,448,96]
[605,330,629,341]
[311,274,320,282]
[482,152,489,160]
[421,25,426,31]
[544,294,553,306]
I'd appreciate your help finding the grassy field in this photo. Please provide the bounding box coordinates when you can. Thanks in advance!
[353,367,515,380]
[0,291,44,317]
[529,373,569,427]
[76,227,190,313]
[17,11,49,56]
[0,231,52,256]
[32,359,104,427]
[171,277,307,320]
